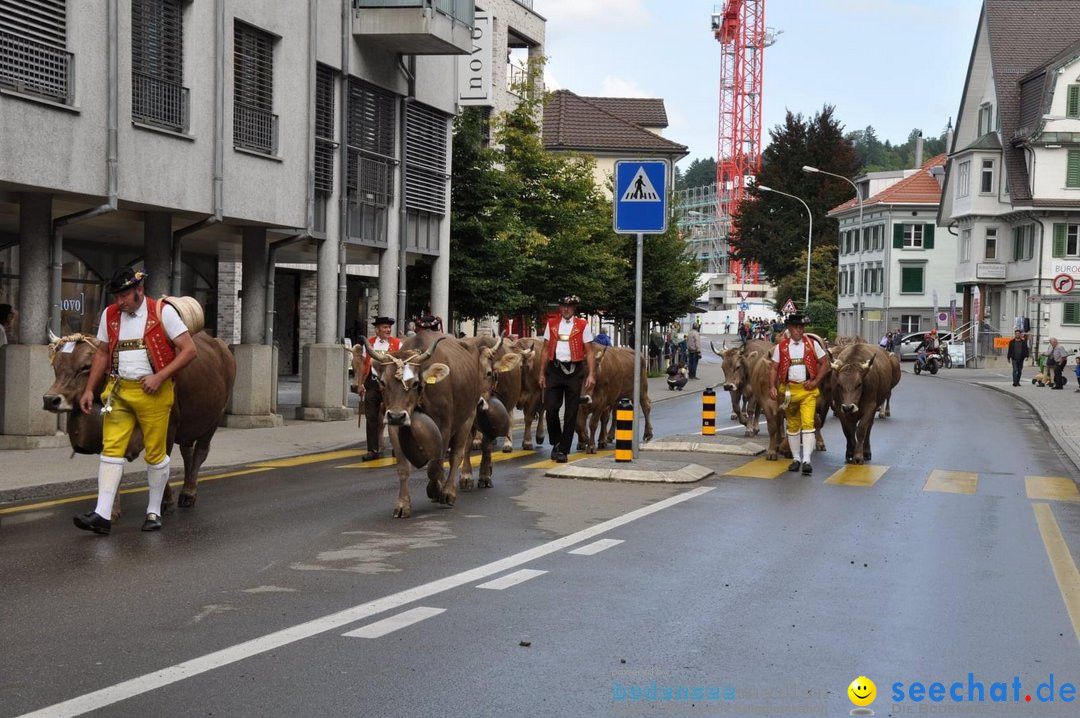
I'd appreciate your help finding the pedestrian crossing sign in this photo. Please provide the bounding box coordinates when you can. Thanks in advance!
[614,159,669,234]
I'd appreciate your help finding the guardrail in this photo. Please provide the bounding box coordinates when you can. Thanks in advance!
[0,29,74,104]
[132,72,189,133]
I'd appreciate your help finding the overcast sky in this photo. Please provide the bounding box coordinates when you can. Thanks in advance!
[537,0,984,167]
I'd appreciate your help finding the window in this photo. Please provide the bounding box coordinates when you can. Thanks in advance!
[985,227,998,260]
[978,104,992,135]
[980,159,994,194]
[1067,150,1080,189]
[900,266,924,293]
[0,0,73,104]
[132,0,187,132]
[876,267,883,293]
[347,78,397,243]
[1065,296,1080,325]
[1012,225,1034,262]
[960,228,971,262]
[404,102,449,215]
[233,21,276,154]
[1052,223,1080,258]
[905,224,923,249]
[314,64,336,194]
[863,267,872,293]
[848,267,856,294]
[1067,85,1080,119]
[838,270,846,295]
[900,315,921,333]
[956,160,971,198]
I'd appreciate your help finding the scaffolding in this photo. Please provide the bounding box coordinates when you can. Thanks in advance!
[673,184,728,276]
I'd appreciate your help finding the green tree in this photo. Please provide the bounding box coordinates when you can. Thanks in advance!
[771,243,838,315]
[677,157,717,190]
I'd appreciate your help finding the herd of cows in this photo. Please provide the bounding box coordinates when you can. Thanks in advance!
[40,327,900,521]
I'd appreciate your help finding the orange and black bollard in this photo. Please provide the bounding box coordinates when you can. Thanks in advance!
[702,387,716,436]
[615,397,634,462]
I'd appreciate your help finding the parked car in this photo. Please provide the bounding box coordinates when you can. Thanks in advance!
[896,331,953,361]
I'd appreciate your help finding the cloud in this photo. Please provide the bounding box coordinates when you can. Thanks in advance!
[544,67,562,91]
[600,76,651,98]
[538,0,650,27]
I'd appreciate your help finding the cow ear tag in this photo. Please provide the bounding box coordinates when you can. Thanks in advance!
[62,342,76,354]
[426,376,437,384]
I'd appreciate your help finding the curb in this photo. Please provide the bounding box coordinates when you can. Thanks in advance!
[544,462,714,483]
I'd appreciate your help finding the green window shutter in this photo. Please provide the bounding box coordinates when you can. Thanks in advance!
[1053,223,1066,258]
[924,224,935,249]
[1068,86,1080,119]
[1065,302,1080,325]
[893,224,904,248]
[901,266,923,293]
[1067,151,1080,189]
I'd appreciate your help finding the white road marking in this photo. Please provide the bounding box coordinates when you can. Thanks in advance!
[717,420,765,433]
[476,569,547,590]
[19,486,714,718]
[341,607,445,639]
[568,538,624,556]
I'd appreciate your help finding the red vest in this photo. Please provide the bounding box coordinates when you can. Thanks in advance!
[546,316,588,362]
[777,337,819,383]
[106,297,177,374]
[363,335,402,378]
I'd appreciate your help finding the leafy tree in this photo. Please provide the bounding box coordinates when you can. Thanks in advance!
[677,157,717,190]
[770,243,838,315]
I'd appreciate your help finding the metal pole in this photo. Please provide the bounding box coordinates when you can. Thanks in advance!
[856,192,864,338]
[804,208,813,308]
[632,231,643,457]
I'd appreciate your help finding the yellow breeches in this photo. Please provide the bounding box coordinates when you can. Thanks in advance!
[781,383,819,434]
[101,377,174,465]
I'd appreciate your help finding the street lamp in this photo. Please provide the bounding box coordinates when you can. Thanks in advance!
[757,184,813,308]
[803,165,863,337]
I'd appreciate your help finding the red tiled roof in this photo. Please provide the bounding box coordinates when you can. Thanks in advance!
[542,90,688,157]
[580,97,668,128]
[828,154,946,215]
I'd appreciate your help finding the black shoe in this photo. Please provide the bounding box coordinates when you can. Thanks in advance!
[361,450,382,461]
[801,462,813,476]
[141,513,162,532]
[788,460,801,472]
[554,452,568,463]
[550,447,560,461]
[73,511,111,535]
[1013,383,1020,387]
[1051,386,1063,390]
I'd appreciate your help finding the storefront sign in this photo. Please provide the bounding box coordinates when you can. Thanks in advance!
[61,292,85,316]
[1053,261,1080,274]
[976,263,1006,279]
[457,13,492,105]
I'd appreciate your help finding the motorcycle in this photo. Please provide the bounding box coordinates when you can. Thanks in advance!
[914,348,942,375]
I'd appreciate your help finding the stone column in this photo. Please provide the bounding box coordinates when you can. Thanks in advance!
[316,234,337,344]
[143,212,172,298]
[18,193,51,346]
[382,207,400,325]
[240,226,267,344]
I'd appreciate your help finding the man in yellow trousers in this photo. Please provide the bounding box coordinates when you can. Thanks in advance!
[769,313,829,476]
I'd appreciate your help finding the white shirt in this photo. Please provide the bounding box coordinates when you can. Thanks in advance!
[0,324,7,347]
[771,337,827,384]
[369,336,392,377]
[543,317,594,362]
[96,298,188,379]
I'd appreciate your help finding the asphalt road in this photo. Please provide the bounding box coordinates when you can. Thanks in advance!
[2,370,1079,717]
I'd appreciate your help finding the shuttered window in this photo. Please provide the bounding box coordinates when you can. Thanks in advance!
[347,79,396,206]
[233,22,276,154]
[1064,298,1080,325]
[1051,223,1080,258]
[0,0,73,103]
[1067,85,1080,119]
[404,102,449,215]
[132,0,187,132]
[900,266,923,294]
[1067,150,1080,189]
[314,64,336,194]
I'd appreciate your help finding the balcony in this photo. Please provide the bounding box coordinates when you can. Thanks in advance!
[352,0,474,55]
[132,72,189,133]
[234,103,279,156]
[0,30,75,105]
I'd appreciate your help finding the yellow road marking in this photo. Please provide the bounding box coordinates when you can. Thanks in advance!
[525,449,614,469]
[725,457,791,480]
[824,464,889,487]
[1032,503,1080,646]
[250,449,365,468]
[337,457,398,469]
[0,467,272,515]
[924,469,978,495]
[1025,476,1080,502]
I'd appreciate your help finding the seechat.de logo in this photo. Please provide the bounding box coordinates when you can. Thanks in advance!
[848,676,876,715]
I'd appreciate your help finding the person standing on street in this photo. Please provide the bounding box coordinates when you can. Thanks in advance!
[769,313,829,476]
[687,322,702,379]
[359,316,401,460]
[724,317,733,335]
[1006,329,1029,387]
[74,268,197,534]
[539,295,596,462]
[1044,337,1069,390]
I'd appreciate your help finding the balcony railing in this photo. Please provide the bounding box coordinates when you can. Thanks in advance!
[0,29,74,104]
[354,0,474,26]
[132,72,189,133]
[234,103,279,155]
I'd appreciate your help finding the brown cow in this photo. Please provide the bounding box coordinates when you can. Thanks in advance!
[512,337,546,450]
[714,339,771,432]
[43,331,236,513]
[745,356,791,461]
[576,346,653,454]
[463,335,522,453]
[829,343,897,464]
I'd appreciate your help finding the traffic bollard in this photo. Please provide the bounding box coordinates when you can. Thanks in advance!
[615,397,634,462]
[702,387,716,436]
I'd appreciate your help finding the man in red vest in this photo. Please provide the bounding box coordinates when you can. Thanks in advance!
[768,313,829,476]
[359,316,401,460]
[538,295,596,462]
[74,267,198,534]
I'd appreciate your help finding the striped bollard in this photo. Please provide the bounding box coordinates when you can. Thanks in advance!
[615,397,634,462]
[702,387,716,436]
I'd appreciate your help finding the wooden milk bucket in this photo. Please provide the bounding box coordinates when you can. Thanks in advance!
[160,296,205,334]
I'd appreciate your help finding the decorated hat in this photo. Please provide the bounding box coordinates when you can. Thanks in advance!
[784,312,808,326]
[415,315,442,330]
[372,316,395,327]
[106,267,147,294]
[558,294,581,306]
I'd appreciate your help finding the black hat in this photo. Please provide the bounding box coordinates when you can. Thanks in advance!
[558,294,580,306]
[372,316,395,327]
[106,267,146,293]
[785,313,808,326]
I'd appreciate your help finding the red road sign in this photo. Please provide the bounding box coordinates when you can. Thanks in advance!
[1052,273,1075,294]
[738,310,745,322]
[782,298,797,314]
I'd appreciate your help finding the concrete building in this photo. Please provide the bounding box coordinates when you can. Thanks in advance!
[939,0,1080,356]
[0,0,474,446]
[829,155,955,340]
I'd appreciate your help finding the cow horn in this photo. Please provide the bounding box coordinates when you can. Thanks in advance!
[412,335,447,363]
[710,340,724,357]
[831,359,843,371]
[492,335,504,354]
[365,337,391,363]
[48,329,61,344]
[860,358,873,371]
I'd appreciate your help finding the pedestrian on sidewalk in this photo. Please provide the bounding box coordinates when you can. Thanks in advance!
[539,295,596,462]
[666,360,689,390]
[1006,329,1029,387]
[1073,355,1080,393]
[359,316,401,461]
[687,321,702,379]
[1043,337,1069,390]
[74,268,198,535]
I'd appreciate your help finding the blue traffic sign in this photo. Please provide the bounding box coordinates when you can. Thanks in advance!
[739,302,749,311]
[614,160,669,234]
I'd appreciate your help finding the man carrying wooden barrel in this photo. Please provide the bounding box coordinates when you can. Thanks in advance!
[74,267,198,535]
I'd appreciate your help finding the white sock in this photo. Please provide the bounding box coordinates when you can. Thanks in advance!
[146,457,171,516]
[93,459,125,518]
[801,431,815,463]
[787,432,801,461]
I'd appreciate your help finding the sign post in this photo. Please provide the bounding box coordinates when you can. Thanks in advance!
[614,159,670,458]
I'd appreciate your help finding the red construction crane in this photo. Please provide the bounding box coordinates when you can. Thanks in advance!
[713,0,769,286]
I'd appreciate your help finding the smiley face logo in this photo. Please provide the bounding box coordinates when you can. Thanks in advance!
[848,676,876,707]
